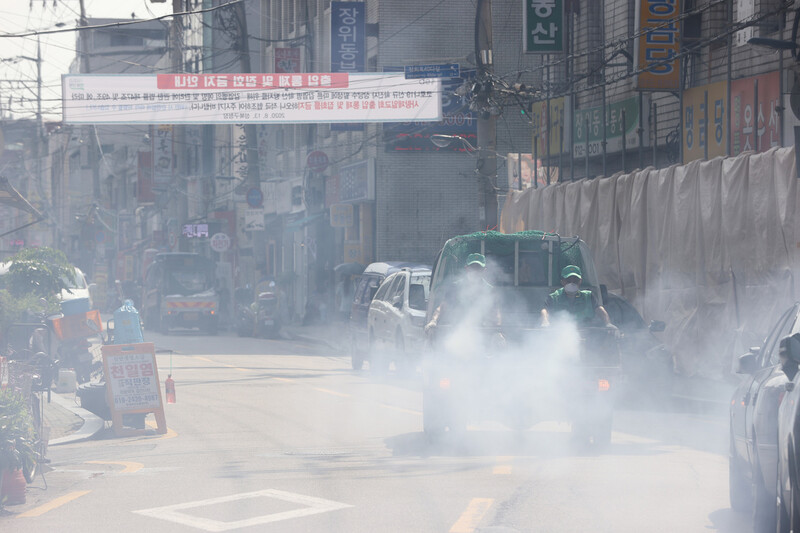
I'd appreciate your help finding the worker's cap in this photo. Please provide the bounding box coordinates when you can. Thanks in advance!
[560,265,582,280]
[465,253,486,268]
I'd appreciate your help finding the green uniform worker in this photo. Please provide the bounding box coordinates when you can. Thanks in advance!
[425,253,501,334]
[540,265,614,328]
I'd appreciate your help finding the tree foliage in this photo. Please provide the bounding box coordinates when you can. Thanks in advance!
[2,247,75,300]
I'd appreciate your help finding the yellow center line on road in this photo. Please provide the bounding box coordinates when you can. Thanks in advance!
[85,460,144,473]
[17,490,91,518]
[449,498,494,533]
[193,356,214,363]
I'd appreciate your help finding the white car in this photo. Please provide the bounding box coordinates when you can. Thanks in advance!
[60,267,96,310]
[367,267,431,372]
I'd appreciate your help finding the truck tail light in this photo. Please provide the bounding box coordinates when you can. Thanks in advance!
[439,378,451,390]
[598,379,610,392]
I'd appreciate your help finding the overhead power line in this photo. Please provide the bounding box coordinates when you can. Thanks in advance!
[0,0,244,39]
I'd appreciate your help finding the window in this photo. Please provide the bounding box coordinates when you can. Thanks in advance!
[374,276,393,301]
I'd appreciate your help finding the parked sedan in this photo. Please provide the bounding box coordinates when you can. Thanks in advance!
[776,331,800,532]
[730,303,800,533]
[367,267,431,373]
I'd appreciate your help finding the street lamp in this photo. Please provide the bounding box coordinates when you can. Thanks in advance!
[430,134,478,152]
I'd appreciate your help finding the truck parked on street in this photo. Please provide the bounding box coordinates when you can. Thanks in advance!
[141,252,219,335]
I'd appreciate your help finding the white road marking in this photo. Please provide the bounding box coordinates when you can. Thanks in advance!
[133,489,353,532]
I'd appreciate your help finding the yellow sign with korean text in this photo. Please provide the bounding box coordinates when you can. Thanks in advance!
[531,97,566,156]
[635,0,681,90]
[682,80,728,164]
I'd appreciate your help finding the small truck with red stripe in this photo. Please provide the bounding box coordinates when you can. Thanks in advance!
[142,252,219,335]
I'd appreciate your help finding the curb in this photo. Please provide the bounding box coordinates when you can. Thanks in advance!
[48,392,105,446]
[289,332,340,351]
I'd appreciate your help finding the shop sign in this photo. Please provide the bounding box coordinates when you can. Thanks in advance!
[331,2,365,72]
[210,233,231,252]
[152,125,173,188]
[634,0,681,90]
[330,204,354,228]
[573,95,647,158]
[531,96,569,156]
[683,80,728,163]
[731,71,781,156]
[339,159,375,203]
[524,0,565,53]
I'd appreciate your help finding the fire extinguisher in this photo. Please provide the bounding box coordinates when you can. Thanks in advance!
[165,374,176,404]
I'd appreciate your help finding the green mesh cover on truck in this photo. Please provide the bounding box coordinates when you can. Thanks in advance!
[437,230,586,284]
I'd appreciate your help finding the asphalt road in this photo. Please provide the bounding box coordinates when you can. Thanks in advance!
[8,331,746,533]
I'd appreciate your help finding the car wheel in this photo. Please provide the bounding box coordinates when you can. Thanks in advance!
[753,466,777,533]
[370,329,389,375]
[778,471,790,533]
[730,430,752,512]
[730,456,752,512]
[394,332,411,375]
[591,413,613,448]
[350,336,364,370]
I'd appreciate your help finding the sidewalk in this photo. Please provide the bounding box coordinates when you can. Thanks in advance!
[41,390,105,446]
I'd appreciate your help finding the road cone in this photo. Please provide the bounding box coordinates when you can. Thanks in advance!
[165,375,176,404]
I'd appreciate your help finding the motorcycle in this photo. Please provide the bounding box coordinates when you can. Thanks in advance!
[234,287,256,337]
[255,291,281,338]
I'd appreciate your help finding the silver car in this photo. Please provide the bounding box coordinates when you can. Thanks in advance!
[367,267,431,373]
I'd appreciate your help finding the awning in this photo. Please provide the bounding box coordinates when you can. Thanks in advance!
[0,177,44,238]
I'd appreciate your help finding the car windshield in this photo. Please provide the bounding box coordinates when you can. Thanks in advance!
[61,271,86,290]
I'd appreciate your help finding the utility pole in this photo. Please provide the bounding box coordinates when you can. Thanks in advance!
[475,0,497,229]
[77,0,100,203]
[35,36,42,244]
[234,2,261,187]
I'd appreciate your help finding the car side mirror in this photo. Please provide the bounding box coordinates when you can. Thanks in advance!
[737,352,759,374]
[392,296,403,309]
[649,320,666,333]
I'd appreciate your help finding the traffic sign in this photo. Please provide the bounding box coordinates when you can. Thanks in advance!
[404,63,460,79]
[246,187,263,208]
[210,233,231,253]
[306,151,329,173]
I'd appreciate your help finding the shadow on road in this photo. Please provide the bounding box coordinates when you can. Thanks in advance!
[385,429,665,459]
[707,508,751,532]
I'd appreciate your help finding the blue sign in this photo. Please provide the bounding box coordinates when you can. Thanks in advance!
[384,68,478,152]
[331,2,365,74]
[405,64,461,79]
[331,2,365,133]
[246,187,263,208]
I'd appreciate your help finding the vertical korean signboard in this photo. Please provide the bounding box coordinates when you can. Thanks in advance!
[331,1,365,132]
[634,0,681,90]
[730,71,781,156]
[682,81,728,163]
[531,97,568,156]
[524,0,565,53]
[152,125,173,189]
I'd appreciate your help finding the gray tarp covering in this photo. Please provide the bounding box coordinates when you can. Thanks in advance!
[500,147,799,378]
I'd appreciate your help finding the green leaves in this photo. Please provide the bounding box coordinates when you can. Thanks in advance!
[2,247,75,300]
[0,389,36,473]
